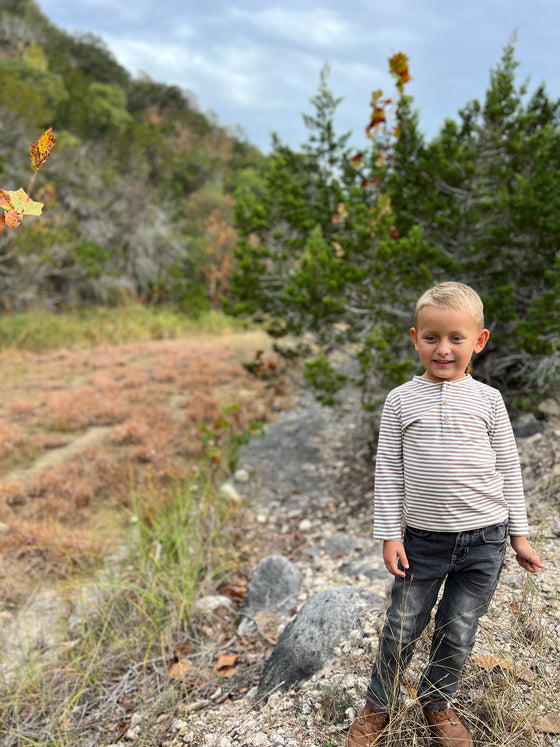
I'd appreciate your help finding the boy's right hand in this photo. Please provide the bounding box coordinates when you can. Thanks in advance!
[382,539,409,578]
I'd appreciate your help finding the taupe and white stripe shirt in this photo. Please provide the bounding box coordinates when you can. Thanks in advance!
[373,375,529,540]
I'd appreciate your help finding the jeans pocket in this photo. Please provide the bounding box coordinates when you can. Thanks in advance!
[480,520,509,545]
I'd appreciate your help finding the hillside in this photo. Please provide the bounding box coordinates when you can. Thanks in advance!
[0,0,266,312]
[3,350,560,747]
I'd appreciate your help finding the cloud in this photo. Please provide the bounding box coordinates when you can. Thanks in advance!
[230,7,356,48]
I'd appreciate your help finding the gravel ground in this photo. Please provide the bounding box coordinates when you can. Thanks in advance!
[156,388,560,747]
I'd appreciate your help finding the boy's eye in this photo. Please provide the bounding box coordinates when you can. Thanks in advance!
[451,336,464,343]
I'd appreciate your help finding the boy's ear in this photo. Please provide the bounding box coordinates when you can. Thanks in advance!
[410,327,419,350]
[474,328,490,354]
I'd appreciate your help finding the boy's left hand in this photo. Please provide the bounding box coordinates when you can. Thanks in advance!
[510,535,545,573]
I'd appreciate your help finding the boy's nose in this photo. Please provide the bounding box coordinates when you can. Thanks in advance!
[436,339,451,355]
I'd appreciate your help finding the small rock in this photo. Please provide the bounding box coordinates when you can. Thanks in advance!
[241,555,302,619]
[234,468,250,483]
[324,531,362,557]
[193,595,233,614]
[538,399,560,418]
[248,734,268,746]
[219,482,242,503]
[513,413,544,439]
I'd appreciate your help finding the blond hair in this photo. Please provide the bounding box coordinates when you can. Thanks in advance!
[414,282,484,330]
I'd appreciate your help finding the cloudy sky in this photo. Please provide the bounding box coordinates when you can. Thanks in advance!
[37,0,560,153]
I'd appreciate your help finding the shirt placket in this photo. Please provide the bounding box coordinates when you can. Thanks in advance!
[439,382,450,425]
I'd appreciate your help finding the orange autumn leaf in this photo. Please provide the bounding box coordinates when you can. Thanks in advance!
[167,658,194,679]
[366,107,386,137]
[216,653,239,670]
[215,652,239,677]
[0,187,42,228]
[361,178,380,189]
[389,52,411,94]
[349,152,363,168]
[4,208,22,229]
[219,578,248,602]
[0,213,5,233]
[30,127,56,172]
[389,52,411,82]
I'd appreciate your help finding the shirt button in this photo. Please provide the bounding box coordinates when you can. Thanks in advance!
[442,399,449,404]
[443,416,450,423]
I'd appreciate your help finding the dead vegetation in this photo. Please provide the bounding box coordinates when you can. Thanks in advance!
[0,332,289,606]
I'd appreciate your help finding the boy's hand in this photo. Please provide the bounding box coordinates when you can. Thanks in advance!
[510,535,545,573]
[383,539,409,578]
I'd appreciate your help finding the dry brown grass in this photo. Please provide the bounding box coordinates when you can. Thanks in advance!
[0,333,290,607]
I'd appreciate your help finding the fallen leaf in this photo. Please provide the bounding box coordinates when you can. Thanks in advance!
[473,654,536,682]
[167,658,193,679]
[534,715,560,734]
[215,653,239,671]
[474,654,514,671]
[254,610,277,636]
[174,641,193,658]
[219,578,248,602]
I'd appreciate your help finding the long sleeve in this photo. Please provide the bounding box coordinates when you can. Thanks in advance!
[491,394,529,536]
[373,394,405,540]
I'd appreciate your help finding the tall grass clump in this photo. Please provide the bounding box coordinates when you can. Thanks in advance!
[0,472,244,746]
[0,304,249,353]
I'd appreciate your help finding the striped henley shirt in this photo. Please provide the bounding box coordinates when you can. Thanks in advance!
[373,374,529,540]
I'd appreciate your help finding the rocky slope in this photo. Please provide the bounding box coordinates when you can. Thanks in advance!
[156,388,560,747]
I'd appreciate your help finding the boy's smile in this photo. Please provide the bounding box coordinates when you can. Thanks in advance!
[410,306,489,383]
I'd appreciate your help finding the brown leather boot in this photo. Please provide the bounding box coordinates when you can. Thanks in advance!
[422,707,473,747]
[346,705,388,746]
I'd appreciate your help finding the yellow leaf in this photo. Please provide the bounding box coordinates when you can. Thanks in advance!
[30,127,56,171]
[9,188,43,217]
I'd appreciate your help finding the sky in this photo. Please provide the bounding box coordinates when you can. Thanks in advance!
[36,0,560,153]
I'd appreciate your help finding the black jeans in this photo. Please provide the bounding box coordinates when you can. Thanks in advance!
[366,520,508,712]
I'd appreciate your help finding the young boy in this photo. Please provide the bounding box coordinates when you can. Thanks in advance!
[348,282,544,747]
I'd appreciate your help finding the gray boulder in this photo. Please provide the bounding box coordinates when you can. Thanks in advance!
[257,586,383,698]
[238,555,302,633]
[323,531,363,557]
[513,412,544,439]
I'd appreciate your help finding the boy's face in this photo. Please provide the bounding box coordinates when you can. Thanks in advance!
[410,305,489,383]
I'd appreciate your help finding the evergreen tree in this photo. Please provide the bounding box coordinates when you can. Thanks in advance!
[228,63,440,407]
[389,39,560,401]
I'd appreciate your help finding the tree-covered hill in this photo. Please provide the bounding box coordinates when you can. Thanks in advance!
[0,0,267,312]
